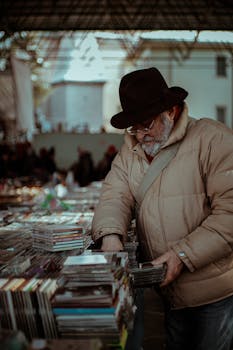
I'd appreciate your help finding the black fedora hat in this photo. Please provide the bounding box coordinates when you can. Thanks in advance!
[110,67,188,129]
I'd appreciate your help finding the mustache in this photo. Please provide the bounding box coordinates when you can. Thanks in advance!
[142,135,155,142]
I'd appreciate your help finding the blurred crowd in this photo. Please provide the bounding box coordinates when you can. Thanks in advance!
[0,142,118,187]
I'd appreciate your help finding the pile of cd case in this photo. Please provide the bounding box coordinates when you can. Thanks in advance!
[0,277,58,339]
[32,224,92,252]
[51,251,134,347]
[130,262,167,287]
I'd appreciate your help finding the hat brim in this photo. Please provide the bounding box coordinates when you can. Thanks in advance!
[111,87,188,129]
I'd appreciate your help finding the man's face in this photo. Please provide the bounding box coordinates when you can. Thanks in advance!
[133,111,174,156]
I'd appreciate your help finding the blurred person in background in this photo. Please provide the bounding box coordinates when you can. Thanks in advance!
[95,144,118,180]
[21,142,39,177]
[46,146,57,175]
[71,147,94,187]
[0,145,11,178]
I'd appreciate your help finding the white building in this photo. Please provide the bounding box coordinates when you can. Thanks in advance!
[40,32,233,132]
[97,36,233,130]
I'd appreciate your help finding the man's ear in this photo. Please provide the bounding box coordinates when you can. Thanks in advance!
[167,106,177,120]
[168,105,181,121]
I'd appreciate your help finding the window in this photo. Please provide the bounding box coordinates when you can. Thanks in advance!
[216,56,227,77]
[216,106,226,124]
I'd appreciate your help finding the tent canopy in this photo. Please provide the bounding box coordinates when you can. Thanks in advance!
[0,0,233,31]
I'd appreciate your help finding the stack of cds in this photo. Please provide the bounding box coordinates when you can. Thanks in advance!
[52,251,134,347]
[0,277,58,339]
[124,241,139,269]
[15,211,94,226]
[130,262,167,287]
[0,226,33,275]
[32,224,92,252]
[124,227,139,269]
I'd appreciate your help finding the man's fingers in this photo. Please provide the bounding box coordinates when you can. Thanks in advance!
[150,250,184,287]
[151,256,167,266]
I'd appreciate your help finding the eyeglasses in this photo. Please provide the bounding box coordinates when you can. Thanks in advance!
[126,119,155,136]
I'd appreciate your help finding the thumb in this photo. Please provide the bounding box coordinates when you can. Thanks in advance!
[152,254,167,266]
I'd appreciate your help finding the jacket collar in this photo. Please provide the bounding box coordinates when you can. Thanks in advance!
[162,102,189,148]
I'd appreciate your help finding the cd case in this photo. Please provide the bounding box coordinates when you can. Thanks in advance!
[130,262,167,287]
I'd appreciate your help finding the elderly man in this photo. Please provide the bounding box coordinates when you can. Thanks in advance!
[91,67,233,350]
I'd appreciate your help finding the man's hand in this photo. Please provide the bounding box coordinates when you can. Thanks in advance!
[151,250,184,287]
[101,234,124,252]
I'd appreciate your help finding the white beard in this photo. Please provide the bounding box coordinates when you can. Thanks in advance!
[141,141,161,156]
[140,113,174,157]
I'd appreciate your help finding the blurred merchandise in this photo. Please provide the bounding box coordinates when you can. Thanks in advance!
[0,329,28,350]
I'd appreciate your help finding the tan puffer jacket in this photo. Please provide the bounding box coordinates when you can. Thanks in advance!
[92,104,233,309]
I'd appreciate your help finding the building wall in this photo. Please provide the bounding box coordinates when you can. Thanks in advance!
[42,82,105,132]
[65,83,104,132]
[99,41,233,129]
[39,39,232,140]
[103,80,121,130]
[172,50,232,127]
[49,85,66,123]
